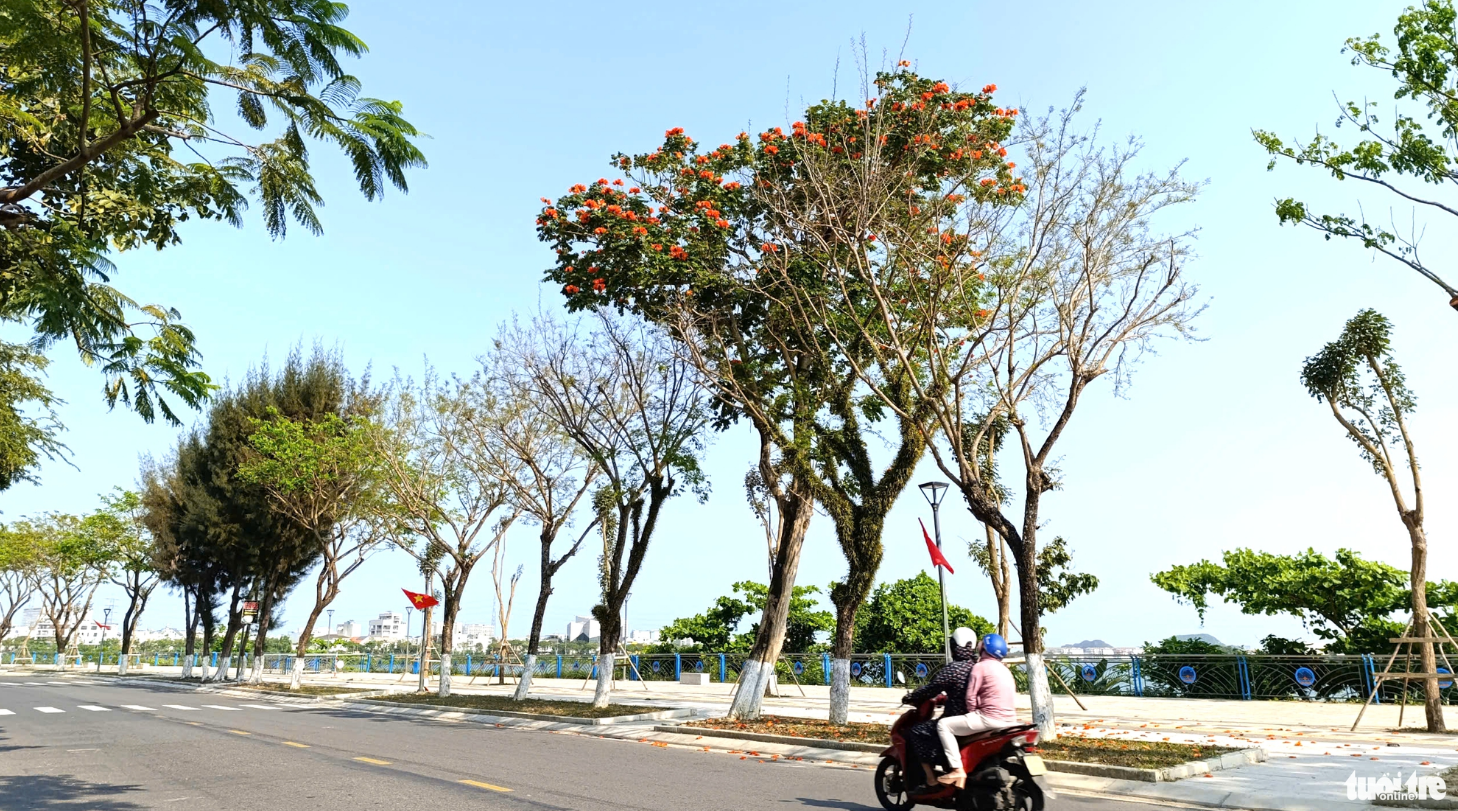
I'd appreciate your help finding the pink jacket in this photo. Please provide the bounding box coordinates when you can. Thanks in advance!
[964,658,1017,724]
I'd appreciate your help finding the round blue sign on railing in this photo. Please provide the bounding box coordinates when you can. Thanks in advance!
[1080,664,1098,683]
[1178,665,1198,685]
[1439,667,1453,690]
[915,662,929,678]
[1294,666,1316,688]
[793,661,804,675]
[851,661,863,678]
[651,660,660,673]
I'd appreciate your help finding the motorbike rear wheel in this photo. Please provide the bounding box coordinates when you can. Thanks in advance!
[874,757,915,811]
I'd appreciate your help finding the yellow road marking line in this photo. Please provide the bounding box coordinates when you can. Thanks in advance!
[228,730,250,736]
[282,741,309,748]
[459,779,512,792]
[353,757,391,765]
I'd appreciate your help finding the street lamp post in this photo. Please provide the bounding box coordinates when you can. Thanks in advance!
[99,607,112,673]
[919,481,951,664]
[327,609,335,639]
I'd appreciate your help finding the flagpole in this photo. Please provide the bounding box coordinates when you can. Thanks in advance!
[417,572,431,693]
[919,481,952,665]
[933,501,950,664]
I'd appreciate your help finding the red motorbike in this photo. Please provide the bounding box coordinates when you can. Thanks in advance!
[874,698,1049,811]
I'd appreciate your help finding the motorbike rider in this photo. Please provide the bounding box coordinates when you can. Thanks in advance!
[900,627,981,792]
[935,632,1017,787]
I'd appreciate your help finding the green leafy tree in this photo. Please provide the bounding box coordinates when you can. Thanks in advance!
[0,0,426,461]
[1035,537,1100,617]
[92,487,157,672]
[1301,309,1441,729]
[0,521,40,641]
[239,401,385,689]
[19,511,115,652]
[654,581,833,654]
[1152,547,1458,654]
[0,344,65,491]
[1255,1,1458,312]
[854,572,992,655]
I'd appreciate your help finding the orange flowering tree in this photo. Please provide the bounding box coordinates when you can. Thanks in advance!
[537,67,1023,720]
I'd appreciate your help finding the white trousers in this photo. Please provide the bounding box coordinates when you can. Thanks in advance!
[937,712,1002,771]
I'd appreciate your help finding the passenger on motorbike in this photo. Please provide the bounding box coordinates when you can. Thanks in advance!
[935,633,1017,787]
[899,627,981,793]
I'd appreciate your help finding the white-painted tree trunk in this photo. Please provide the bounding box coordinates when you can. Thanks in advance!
[181,656,193,679]
[1025,652,1056,739]
[248,653,264,684]
[289,657,305,690]
[438,653,452,697]
[728,658,769,720]
[829,658,851,725]
[200,658,213,682]
[513,655,536,700]
[117,656,128,676]
[591,653,614,708]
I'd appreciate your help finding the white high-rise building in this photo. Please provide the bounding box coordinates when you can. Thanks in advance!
[337,620,362,638]
[628,630,661,644]
[567,615,601,642]
[459,624,496,649]
[368,612,406,640]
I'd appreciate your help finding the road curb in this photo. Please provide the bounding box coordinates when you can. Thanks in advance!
[352,698,699,726]
[651,724,884,753]
[654,724,1264,783]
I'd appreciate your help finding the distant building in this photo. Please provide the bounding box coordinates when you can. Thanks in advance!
[627,630,660,644]
[458,624,496,649]
[369,612,407,641]
[74,620,111,646]
[337,620,362,638]
[567,615,601,642]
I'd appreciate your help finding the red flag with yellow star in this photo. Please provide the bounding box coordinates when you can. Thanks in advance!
[403,589,438,609]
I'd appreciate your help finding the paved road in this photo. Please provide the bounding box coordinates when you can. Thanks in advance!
[0,675,1192,810]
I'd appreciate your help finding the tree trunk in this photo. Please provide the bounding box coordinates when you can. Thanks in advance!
[248,589,276,685]
[438,564,470,698]
[985,524,1012,638]
[291,595,331,688]
[209,587,243,683]
[593,652,615,709]
[1408,521,1445,732]
[729,486,813,720]
[417,600,433,694]
[828,508,885,725]
[181,589,197,679]
[514,654,537,699]
[1017,491,1055,739]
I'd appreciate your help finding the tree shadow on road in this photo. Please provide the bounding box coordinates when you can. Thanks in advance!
[0,774,148,809]
[792,799,881,810]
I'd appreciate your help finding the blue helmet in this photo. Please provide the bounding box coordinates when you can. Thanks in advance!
[980,633,1009,660]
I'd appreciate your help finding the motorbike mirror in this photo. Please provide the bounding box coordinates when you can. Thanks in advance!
[896,671,905,684]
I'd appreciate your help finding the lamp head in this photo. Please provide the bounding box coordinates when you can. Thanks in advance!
[918,480,949,507]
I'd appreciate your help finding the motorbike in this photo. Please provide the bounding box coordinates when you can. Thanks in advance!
[873,697,1049,811]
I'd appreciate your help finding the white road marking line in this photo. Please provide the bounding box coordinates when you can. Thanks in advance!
[120,705,156,711]
[201,704,241,711]
[238,704,278,710]
[162,704,199,711]
[45,681,66,685]
[77,705,110,712]
[34,706,64,713]
[0,709,13,715]
[23,682,43,686]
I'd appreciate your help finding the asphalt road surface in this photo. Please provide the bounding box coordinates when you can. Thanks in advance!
[0,675,1196,810]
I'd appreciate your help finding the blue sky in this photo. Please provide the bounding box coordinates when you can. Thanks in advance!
[6,0,1454,650]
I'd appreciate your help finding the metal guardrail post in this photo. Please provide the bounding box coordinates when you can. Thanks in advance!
[557,655,563,678]
[823,653,831,685]
[674,653,681,680]
[884,654,893,687]
[719,654,726,683]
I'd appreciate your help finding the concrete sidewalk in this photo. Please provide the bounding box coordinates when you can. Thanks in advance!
[22,663,1458,809]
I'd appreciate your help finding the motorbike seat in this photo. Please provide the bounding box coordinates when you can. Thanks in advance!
[954,723,1035,746]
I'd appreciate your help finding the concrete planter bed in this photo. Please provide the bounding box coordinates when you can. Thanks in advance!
[653,723,1266,782]
[357,697,700,726]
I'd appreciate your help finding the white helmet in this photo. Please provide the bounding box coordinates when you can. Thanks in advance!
[950,627,978,650]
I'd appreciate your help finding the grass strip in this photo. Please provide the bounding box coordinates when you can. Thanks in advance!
[365,692,649,719]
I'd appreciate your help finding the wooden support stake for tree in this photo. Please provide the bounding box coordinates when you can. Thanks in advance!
[1353,621,1412,732]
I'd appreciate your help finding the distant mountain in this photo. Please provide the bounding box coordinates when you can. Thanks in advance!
[1174,633,1223,645]
[1065,639,1113,648]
